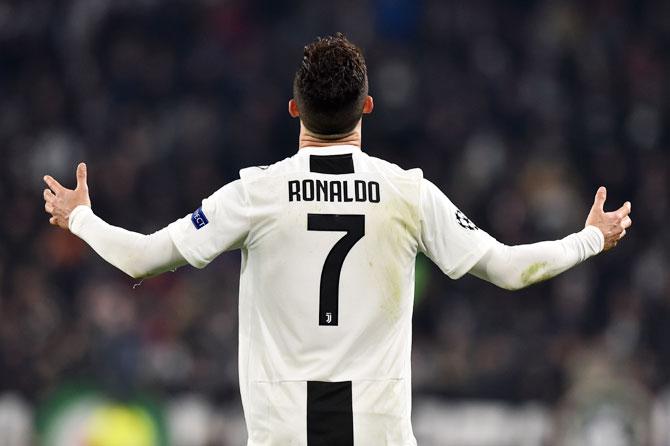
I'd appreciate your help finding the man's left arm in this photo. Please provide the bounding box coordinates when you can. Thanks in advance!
[67,206,186,279]
[43,162,187,279]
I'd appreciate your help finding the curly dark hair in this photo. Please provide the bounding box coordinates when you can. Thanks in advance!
[293,33,369,137]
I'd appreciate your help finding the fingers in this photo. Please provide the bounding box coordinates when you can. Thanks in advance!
[75,162,88,191]
[592,186,607,212]
[610,204,632,248]
[43,175,65,194]
[612,201,632,219]
[49,216,58,226]
[44,188,55,214]
[43,188,56,203]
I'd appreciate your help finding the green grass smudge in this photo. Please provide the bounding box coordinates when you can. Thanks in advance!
[520,262,550,286]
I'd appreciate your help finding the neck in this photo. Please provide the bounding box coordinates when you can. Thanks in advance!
[298,121,362,149]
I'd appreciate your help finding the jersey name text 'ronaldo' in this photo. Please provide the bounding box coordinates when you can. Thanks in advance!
[288,179,380,203]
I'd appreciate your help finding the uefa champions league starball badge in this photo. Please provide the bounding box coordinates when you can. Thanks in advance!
[455,209,478,231]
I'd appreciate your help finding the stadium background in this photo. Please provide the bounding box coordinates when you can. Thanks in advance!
[0,0,668,444]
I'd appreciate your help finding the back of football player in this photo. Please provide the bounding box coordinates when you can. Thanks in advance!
[232,146,425,444]
[43,33,632,446]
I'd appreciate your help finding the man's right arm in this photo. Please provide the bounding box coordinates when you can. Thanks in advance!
[468,226,603,290]
[468,187,631,290]
[418,179,632,289]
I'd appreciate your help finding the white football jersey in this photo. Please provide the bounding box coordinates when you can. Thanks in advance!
[167,145,495,445]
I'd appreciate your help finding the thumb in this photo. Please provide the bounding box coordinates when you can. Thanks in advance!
[592,186,606,212]
[76,162,88,190]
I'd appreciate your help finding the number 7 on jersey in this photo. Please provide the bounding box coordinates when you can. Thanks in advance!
[307,214,365,326]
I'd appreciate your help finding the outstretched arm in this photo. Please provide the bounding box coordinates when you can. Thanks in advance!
[43,163,186,279]
[469,187,632,290]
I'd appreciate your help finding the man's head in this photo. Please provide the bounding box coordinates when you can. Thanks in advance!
[290,33,373,138]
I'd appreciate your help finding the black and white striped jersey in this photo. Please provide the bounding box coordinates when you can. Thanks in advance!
[167,145,495,445]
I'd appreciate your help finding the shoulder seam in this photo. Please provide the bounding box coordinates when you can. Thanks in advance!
[417,178,427,252]
[237,179,254,248]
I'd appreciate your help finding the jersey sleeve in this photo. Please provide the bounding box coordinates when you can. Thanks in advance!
[418,179,496,279]
[167,179,250,268]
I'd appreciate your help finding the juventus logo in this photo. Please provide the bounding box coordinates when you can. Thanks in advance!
[325,312,333,324]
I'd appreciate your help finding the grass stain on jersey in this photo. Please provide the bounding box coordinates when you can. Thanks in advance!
[362,189,420,323]
[380,198,419,322]
[520,262,551,286]
[383,262,405,320]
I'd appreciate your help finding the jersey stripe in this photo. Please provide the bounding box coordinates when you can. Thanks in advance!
[307,381,354,445]
[310,154,355,174]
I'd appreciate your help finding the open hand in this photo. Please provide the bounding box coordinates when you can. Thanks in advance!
[585,186,632,251]
[43,162,91,230]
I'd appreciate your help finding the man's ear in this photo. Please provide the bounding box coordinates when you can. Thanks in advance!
[362,96,374,114]
[288,99,300,118]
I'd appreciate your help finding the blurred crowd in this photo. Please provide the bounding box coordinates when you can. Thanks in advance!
[0,0,669,444]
